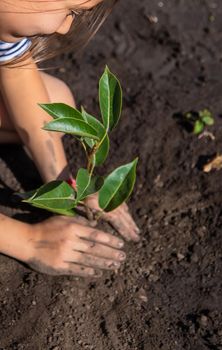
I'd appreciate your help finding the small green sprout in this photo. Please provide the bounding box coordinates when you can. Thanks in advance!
[20,67,138,217]
[185,109,214,135]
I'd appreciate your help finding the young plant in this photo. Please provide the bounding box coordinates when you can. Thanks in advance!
[185,109,214,135]
[22,67,138,217]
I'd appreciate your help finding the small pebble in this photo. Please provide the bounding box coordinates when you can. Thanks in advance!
[177,253,185,261]
[200,315,208,326]
[138,288,148,303]
[59,67,66,73]
[147,15,159,24]
[109,295,115,302]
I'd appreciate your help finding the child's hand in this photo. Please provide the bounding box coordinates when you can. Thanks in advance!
[26,216,126,276]
[84,194,140,242]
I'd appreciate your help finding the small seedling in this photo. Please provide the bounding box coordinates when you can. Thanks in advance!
[185,109,214,135]
[21,67,138,217]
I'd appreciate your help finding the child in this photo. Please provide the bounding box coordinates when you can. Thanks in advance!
[0,0,140,277]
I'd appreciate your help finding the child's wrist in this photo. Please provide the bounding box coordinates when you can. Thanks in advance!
[0,220,34,263]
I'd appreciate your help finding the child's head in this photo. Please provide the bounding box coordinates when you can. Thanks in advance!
[0,0,118,67]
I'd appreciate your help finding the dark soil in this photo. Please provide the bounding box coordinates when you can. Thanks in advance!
[1,0,222,349]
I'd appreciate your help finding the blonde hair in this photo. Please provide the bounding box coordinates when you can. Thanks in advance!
[0,0,118,69]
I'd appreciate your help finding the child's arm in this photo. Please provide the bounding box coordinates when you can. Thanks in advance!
[0,56,69,183]
[0,213,125,276]
[0,55,140,243]
[0,213,33,262]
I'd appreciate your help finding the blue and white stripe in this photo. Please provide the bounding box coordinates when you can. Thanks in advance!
[0,38,32,62]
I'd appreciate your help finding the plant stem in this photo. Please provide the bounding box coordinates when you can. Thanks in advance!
[95,129,108,151]
[86,128,108,175]
[87,143,97,176]
[80,139,88,158]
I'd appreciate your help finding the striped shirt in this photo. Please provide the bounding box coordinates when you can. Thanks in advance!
[0,38,32,62]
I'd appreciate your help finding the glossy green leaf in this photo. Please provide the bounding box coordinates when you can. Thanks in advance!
[193,120,204,134]
[76,168,91,201]
[82,175,104,199]
[84,137,95,149]
[38,103,84,121]
[43,117,99,140]
[16,189,37,201]
[81,108,110,166]
[81,108,104,140]
[76,170,104,201]
[51,208,76,216]
[76,170,104,202]
[98,158,138,212]
[30,204,76,216]
[24,181,76,210]
[99,66,122,132]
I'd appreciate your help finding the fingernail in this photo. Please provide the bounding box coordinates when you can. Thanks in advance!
[119,252,126,261]
[134,234,140,242]
[118,240,124,248]
[135,227,140,234]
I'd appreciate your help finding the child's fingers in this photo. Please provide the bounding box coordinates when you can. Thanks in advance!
[84,194,140,241]
[74,225,125,249]
[64,251,121,271]
[104,210,140,242]
[62,264,102,277]
[73,239,126,262]
[28,256,100,277]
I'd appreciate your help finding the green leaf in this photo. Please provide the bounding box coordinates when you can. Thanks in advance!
[75,170,104,202]
[38,103,84,121]
[199,109,214,125]
[203,116,214,126]
[24,181,76,212]
[81,108,110,166]
[202,116,214,126]
[16,189,37,201]
[76,168,91,202]
[43,117,99,140]
[52,208,76,216]
[98,158,138,212]
[81,108,104,140]
[193,120,204,134]
[31,205,76,216]
[99,66,122,132]
[82,175,104,198]
[199,109,211,119]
